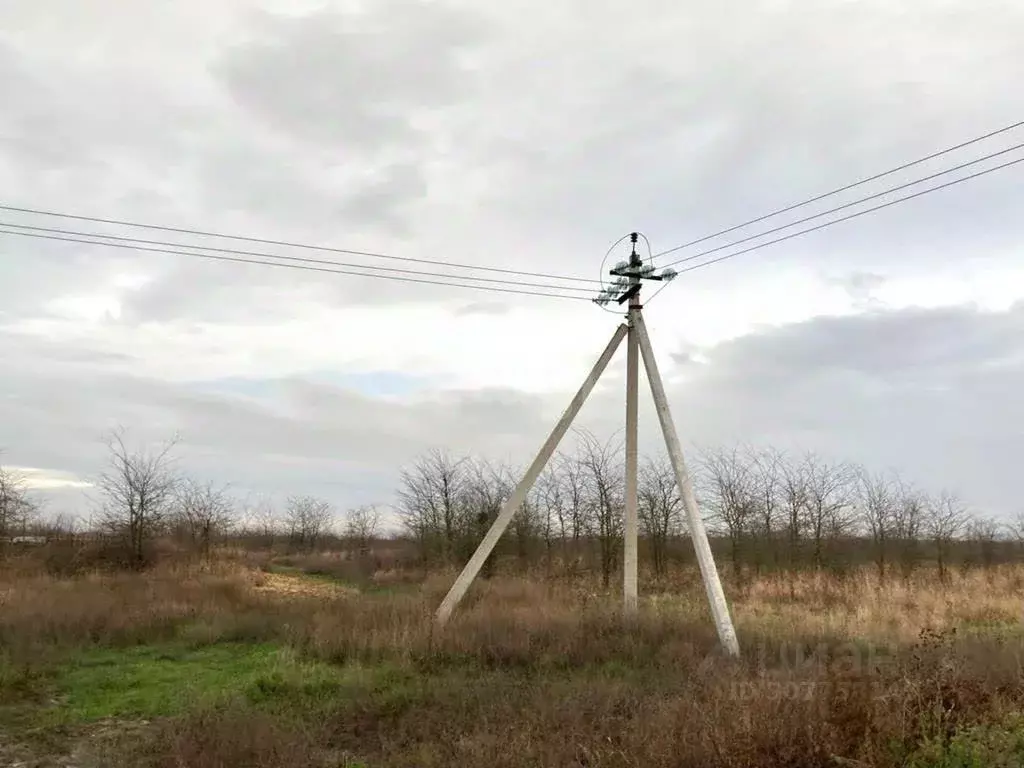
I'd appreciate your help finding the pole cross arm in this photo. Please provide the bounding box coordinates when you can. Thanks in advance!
[609,267,666,280]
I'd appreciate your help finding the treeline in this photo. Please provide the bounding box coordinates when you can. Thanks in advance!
[3,430,1024,578]
[0,432,382,568]
[394,434,1024,582]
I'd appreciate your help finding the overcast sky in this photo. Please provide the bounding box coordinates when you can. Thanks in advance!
[2,0,1023,527]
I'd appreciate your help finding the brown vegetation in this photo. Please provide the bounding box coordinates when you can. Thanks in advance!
[3,435,1023,765]
[1,546,1022,767]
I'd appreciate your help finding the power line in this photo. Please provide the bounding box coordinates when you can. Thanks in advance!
[666,153,1024,277]
[660,141,1024,269]
[653,118,1024,260]
[0,203,601,286]
[0,220,595,295]
[0,228,592,302]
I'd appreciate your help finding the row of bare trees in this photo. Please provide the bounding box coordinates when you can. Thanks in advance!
[398,433,683,585]
[698,446,1024,579]
[397,437,1024,581]
[7,429,1024,576]
[1,430,379,566]
[226,497,380,555]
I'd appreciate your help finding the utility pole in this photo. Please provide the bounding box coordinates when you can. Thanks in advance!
[434,324,628,627]
[433,233,740,658]
[622,235,641,618]
[609,233,668,618]
[634,311,740,656]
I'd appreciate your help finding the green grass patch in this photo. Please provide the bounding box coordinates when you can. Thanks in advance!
[903,714,1024,767]
[47,642,358,724]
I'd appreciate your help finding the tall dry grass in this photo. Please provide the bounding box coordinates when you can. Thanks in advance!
[0,558,281,664]
[2,553,1023,767]
[3,555,1021,668]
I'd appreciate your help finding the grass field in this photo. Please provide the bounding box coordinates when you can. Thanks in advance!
[1,552,1023,767]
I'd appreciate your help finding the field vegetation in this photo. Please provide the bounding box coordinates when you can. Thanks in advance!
[1,431,1023,766]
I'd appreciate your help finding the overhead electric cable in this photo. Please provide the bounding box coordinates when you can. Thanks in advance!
[659,141,1024,269]
[663,153,1024,277]
[653,118,1024,260]
[0,221,595,294]
[0,228,592,302]
[0,203,600,286]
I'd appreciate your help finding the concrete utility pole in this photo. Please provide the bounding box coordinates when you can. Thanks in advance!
[434,233,740,658]
[634,312,740,656]
[623,236,641,618]
[435,323,628,627]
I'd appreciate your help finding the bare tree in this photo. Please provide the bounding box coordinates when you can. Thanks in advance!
[245,498,280,550]
[893,480,927,576]
[700,446,756,581]
[536,465,563,569]
[461,457,508,576]
[554,451,589,571]
[802,454,855,570]
[577,430,624,588]
[966,515,1000,571]
[781,457,810,569]
[513,492,543,569]
[483,459,537,566]
[36,511,79,542]
[96,429,179,568]
[344,504,381,556]
[926,491,969,581]
[749,447,785,569]
[1009,511,1024,557]
[638,455,680,578]
[175,478,234,557]
[397,449,467,565]
[855,468,899,580]
[1,462,37,556]
[284,495,334,552]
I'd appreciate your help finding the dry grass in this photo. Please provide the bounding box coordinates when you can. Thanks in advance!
[255,570,359,599]
[1,554,1023,767]
[733,566,1024,643]
[0,559,277,657]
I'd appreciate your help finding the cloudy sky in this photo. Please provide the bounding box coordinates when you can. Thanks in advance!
[2,0,1023,527]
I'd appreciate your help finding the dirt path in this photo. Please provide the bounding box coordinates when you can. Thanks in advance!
[251,571,357,599]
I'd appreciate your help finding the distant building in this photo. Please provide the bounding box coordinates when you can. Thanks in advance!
[9,535,46,546]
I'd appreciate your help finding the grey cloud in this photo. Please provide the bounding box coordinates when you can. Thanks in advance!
[695,304,1024,383]
[5,303,1024,521]
[0,327,137,369]
[186,135,429,235]
[651,302,1024,516]
[3,0,1024,526]
[460,0,1024,273]
[114,259,333,325]
[828,271,886,308]
[0,342,549,514]
[0,42,81,170]
[0,242,111,316]
[214,1,486,150]
[336,162,428,232]
[453,301,511,316]
[0,37,208,175]
[0,2,469,325]
[110,249,482,325]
